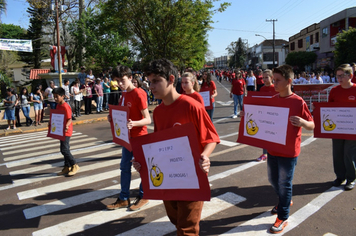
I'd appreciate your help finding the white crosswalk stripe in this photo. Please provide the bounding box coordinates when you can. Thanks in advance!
[0,132,321,235]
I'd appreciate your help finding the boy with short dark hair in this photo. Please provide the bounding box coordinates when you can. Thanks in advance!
[329,63,356,190]
[52,87,80,176]
[106,65,152,211]
[268,65,314,234]
[137,58,220,235]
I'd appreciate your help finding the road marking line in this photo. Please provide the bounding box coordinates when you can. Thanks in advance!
[0,133,85,150]
[210,144,247,158]
[24,178,140,220]
[220,186,343,235]
[301,136,316,147]
[2,137,98,155]
[118,192,246,236]
[213,117,230,124]
[0,131,48,141]
[219,132,239,139]
[219,140,239,147]
[9,150,120,176]
[4,143,116,168]
[4,141,106,162]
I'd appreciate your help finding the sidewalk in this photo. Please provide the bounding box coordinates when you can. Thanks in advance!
[0,104,157,137]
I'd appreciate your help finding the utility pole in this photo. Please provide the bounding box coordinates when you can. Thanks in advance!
[55,0,62,86]
[266,19,277,68]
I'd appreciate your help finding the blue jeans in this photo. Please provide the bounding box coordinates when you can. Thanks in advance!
[119,147,143,200]
[96,96,103,112]
[267,153,298,220]
[103,93,109,110]
[48,101,57,109]
[232,94,243,115]
[21,106,33,125]
[206,102,215,122]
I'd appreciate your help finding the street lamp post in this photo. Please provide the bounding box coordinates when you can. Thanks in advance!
[55,0,62,86]
[266,19,277,68]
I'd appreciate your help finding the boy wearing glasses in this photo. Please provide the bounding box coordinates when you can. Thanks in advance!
[329,64,356,190]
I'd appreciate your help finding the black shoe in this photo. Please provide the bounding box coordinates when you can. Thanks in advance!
[345,180,355,190]
[18,123,22,127]
[333,178,345,187]
[72,117,76,120]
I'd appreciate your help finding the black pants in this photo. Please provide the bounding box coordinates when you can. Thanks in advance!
[247,86,255,91]
[60,136,76,167]
[83,97,92,114]
[15,107,21,125]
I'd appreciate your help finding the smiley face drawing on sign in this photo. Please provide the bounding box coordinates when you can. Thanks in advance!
[246,113,259,135]
[148,157,164,187]
[51,123,56,132]
[115,123,121,136]
[323,114,336,131]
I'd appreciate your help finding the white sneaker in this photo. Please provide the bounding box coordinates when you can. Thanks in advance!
[232,115,238,119]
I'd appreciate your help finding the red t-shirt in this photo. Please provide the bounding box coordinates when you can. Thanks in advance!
[260,84,277,93]
[256,75,264,85]
[200,81,217,103]
[184,92,204,105]
[268,93,313,158]
[153,95,220,154]
[329,84,356,102]
[231,78,245,95]
[56,102,73,137]
[119,88,148,138]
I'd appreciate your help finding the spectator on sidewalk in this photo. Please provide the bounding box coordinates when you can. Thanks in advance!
[4,88,17,130]
[94,78,104,113]
[18,87,33,126]
[44,81,57,109]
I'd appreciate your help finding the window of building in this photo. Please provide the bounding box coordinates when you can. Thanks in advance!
[322,27,328,38]
[291,42,295,51]
[316,32,319,42]
[298,39,303,48]
[263,52,278,62]
[310,35,314,45]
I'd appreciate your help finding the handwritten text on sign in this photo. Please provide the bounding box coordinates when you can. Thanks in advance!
[50,113,64,136]
[199,91,211,107]
[142,136,199,190]
[243,105,289,145]
[320,107,356,135]
[112,109,129,144]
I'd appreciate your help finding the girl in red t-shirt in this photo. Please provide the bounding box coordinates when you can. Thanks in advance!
[230,71,246,119]
[200,72,217,121]
[181,72,204,105]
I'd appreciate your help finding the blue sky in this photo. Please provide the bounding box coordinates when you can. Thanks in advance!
[2,0,356,59]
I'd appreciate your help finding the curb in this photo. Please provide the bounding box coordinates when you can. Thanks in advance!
[0,116,108,137]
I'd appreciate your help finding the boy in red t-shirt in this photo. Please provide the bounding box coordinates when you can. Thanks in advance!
[256,69,264,91]
[328,64,356,190]
[106,66,152,211]
[256,69,277,161]
[134,59,220,235]
[53,87,80,176]
[268,65,314,234]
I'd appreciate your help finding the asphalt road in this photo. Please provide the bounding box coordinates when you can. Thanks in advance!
[0,77,355,236]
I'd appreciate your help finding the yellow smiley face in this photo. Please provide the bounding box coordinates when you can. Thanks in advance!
[51,123,56,132]
[115,123,121,136]
[246,119,259,135]
[323,119,336,131]
[150,166,164,187]
[148,157,164,187]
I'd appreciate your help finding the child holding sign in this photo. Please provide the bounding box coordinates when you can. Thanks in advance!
[106,66,152,211]
[134,58,220,235]
[256,69,276,161]
[329,64,356,190]
[268,65,314,234]
[53,87,80,176]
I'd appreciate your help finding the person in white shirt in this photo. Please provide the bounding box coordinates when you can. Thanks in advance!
[301,74,311,84]
[322,72,331,83]
[311,73,323,84]
[245,70,256,91]
[298,72,307,84]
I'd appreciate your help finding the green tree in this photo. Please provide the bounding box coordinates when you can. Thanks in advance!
[100,0,230,71]
[69,7,132,73]
[0,23,26,39]
[334,27,356,68]
[20,5,50,69]
[285,51,317,71]
[226,38,247,68]
[0,0,6,20]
